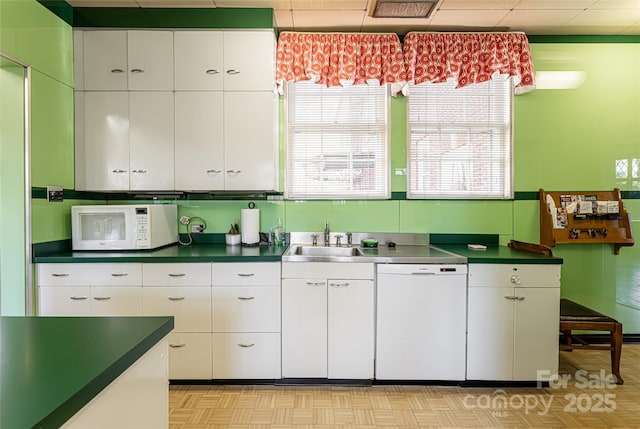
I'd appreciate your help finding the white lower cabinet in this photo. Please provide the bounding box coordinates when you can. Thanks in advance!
[167,332,213,380]
[212,262,282,379]
[466,264,561,381]
[281,263,375,379]
[212,333,281,379]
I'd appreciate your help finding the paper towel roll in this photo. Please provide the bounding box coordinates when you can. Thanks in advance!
[241,208,260,246]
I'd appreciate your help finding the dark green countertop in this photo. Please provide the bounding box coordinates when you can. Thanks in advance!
[0,316,174,429]
[435,244,563,264]
[33,243,287,263]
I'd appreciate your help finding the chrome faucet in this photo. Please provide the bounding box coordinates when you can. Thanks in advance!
[324,221,330,246]
[335,234,343,247]
[346,232,353,247]
[311,233,319,246]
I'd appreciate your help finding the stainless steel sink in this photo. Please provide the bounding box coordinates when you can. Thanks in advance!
[283,245,364,261]
[294,246,363,257]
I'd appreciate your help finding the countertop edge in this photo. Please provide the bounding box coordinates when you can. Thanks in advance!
[36,317,174,429]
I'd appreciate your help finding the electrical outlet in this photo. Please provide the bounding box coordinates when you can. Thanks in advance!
[47,185,63,202]
[191,224,204,233]
[179,216,191,225]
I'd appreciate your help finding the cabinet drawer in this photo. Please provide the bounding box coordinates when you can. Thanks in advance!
[143,263,211,286]
[38,286,91,316]
[282,262,375,280]
[212,286,280,333]
[468,264,561,288]
[143,287,212,332]
[90,286,143,316]
[212,333,281,379]
[37,263,142,286]
[212,262,280,286]
[168,333,213,380]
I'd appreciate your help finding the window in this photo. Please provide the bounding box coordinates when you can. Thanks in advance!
[407,76,513,199]
[285,81,390,199]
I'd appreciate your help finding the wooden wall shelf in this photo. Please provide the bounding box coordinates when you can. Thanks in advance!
[539,188,634,255]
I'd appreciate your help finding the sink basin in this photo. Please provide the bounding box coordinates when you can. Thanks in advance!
[293,246,363,257]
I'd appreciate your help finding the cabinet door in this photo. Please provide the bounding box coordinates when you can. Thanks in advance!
[91,286,142,316]
[513,287,561,381]
[211,286,280,333]
[168,332,213,380]
[223,92,277,191]
[129,92,174,190]
[466,287,515,380]
[142,287,212,333]
[174,31,223,90]
[327,279,374,379]
[83,92,130,191]
[127,30,173,91]
[223,31,274,91]
[38,286,91,316]
[83,30,127,90]
[174,92,224,190]
[281,278,328,378]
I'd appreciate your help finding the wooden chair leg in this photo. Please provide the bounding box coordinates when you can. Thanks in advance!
[611,323,624,385]
[562,330,573,350]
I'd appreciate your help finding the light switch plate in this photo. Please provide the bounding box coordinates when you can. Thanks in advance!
[47,185,63,202]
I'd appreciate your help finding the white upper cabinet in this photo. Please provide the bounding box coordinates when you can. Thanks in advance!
[129,91,175,190]
[223,31,275,91]
[84,31,128,90]
[224,92,278,191]
[128,31,174,90]
[174,31,223,91]
[174,91,224,190]
[83,30,173,91]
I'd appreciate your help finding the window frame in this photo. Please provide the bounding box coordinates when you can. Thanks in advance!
[406,77,515,200]
[284,81,391,200]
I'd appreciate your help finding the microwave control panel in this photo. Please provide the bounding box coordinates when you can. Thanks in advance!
[136,208,149,246]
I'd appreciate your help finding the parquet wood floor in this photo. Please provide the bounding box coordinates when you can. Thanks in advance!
[169,344,640,428]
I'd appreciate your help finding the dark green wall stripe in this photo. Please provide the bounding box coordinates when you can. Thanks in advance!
[37,0,74,25]
[72,7,273,28]
[430,233,500,245]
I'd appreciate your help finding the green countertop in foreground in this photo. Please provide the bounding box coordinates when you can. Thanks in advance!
[436,244,563,264]
[0,316,174,429]
[33,243,287,263]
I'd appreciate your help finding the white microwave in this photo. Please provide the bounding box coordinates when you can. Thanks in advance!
[71,204,178,251]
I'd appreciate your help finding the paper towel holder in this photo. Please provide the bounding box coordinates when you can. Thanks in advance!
[241,202,261,247]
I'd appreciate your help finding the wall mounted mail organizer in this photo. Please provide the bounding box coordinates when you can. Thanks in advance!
[539,188,634,255]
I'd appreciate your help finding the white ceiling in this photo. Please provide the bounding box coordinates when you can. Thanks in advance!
[65,0,640,35]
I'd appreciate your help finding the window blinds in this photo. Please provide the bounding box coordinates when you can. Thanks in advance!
[407,76,513,199]
[285,81,390,199]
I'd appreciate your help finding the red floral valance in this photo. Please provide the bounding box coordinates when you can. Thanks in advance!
[276,32,407,95]
[403,32,535,94]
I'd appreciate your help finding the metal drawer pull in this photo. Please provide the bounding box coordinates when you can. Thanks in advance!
[237,273,254,277]
[306,281,326,287]
[132,169,148,173]
[238,296,255,300]
[168,273,186,277]
[111,68,125,73]
[226,69,240,75]
[52,273,69,277]
[238,343,255,348]
[169,343,186,348]
[227,169,242,174]
[504,296,518,300]
[130,68,145,73]
[205,69,219,75]
[70,296,88,300]
[111,169,127,173]
[168,296,186,301]
[411,272,435,275]
[93,296,111,301]
[110,273,128,277]
[515,296,525,301]
[206,169,222,173]
[330,282,350,288]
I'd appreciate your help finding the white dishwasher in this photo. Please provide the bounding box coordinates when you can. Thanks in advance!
[375,263,467,380]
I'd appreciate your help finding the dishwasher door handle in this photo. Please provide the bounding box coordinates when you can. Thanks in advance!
[411,272,436,275]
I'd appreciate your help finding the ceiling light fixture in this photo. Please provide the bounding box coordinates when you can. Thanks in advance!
[372,0,439,19]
